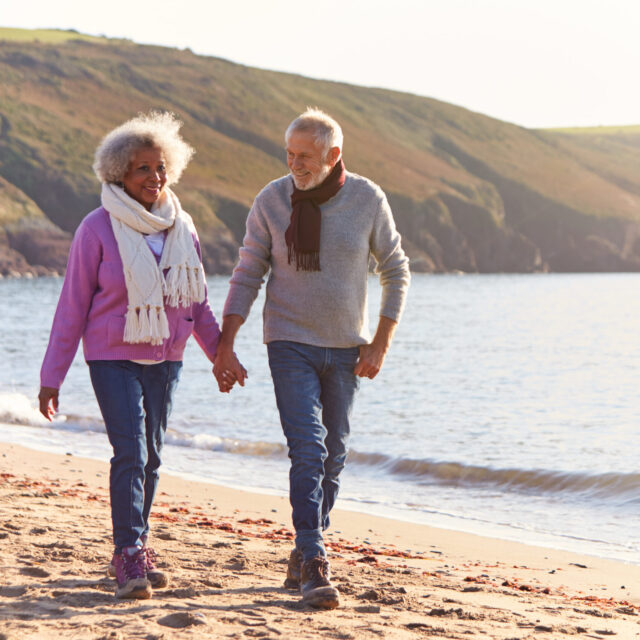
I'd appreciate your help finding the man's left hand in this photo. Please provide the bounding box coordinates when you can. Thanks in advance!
[354,343,386,379]
[354,316,398,379]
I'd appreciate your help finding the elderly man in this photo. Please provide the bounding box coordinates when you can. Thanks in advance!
[215,108,410,609]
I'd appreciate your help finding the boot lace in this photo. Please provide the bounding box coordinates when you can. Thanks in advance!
[144,546,159,572]
[304,556,330,586]
[121,548,146,581]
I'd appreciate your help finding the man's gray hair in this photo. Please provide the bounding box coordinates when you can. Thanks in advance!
[285,108,343,159]
[93,111,194,185]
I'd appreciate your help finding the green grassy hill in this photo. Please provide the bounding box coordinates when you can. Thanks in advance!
[1,27,639,275]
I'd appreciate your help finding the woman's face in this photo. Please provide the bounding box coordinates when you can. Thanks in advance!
[122,146,167,210]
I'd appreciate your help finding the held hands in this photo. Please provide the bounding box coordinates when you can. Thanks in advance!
[213,347,248,393]
[38,386,59,421]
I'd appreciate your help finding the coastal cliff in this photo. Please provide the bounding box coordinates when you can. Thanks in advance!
[1,29,639,275]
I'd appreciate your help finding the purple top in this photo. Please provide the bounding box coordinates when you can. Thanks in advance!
[40,207,221,389]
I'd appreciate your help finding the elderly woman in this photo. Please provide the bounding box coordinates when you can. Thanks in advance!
[38,111,221,600]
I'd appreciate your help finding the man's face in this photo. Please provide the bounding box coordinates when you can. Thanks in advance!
[286,131,334,190]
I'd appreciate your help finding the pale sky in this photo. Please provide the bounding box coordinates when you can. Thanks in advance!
[2,0,639,129]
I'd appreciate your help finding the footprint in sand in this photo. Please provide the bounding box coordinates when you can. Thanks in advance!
[157,612,207,628]
[0,585,28,596]
[163,586,198,598]
[355,604,381,614]
[19,566,50,578]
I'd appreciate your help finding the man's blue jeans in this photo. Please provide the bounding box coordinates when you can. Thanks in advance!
[267,341,360,561]
[88,360,182,550]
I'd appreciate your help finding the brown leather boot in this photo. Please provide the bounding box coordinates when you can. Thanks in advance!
[284,548,302,589]
[300,555,339,609]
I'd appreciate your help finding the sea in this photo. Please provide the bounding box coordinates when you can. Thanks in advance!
[1,273,639,564]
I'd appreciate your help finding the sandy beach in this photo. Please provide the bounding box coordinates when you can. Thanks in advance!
[1,440,639,639]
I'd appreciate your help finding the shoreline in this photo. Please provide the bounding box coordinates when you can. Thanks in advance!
[2,442,640,638]
[1,420,635,567]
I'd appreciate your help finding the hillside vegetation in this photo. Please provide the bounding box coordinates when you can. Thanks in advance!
[1,27,640,275]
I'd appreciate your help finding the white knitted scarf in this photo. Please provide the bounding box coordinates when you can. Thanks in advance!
[101,183,206,345]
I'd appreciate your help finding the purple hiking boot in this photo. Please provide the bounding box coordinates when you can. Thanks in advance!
[110,546,151,599]
[108,537,168,589]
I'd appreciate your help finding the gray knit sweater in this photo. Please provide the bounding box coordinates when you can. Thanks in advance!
[223,171,410,348]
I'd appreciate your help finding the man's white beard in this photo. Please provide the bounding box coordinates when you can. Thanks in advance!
[292,162,332,191]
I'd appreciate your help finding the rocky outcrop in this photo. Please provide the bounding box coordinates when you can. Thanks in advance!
[430,135,640,273]
[388,190,541,274]
[4,224,71,274]
[0,175,72,276]
[0,225,70,276]
[0,227,33,276]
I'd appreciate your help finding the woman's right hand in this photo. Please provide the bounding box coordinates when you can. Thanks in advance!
[38,386,59,421]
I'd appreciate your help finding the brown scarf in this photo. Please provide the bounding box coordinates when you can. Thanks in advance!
[285,159,346,271]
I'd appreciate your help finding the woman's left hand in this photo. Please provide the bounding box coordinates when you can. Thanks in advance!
[38,386,59,421]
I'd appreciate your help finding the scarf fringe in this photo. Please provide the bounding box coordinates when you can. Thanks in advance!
[164,265,206,308]
[124,305,171,346]
[290,250,321,272]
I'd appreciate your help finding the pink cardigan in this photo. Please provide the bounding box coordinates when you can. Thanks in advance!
[40,207,221,389]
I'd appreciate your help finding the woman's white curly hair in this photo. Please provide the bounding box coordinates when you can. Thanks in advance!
[93,111,195,185]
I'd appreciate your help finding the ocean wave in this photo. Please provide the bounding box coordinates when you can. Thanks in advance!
[0,392,286,458]
[0,392,50,427]
[348,449,640,500]
[2,392,637,501]
[164,431,286,457]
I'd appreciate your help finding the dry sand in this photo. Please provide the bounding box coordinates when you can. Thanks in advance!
[0,440,639,639]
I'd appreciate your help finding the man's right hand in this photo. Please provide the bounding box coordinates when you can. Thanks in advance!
[38,386,59,421]
[213,314,248,393]
[213,347,248,393]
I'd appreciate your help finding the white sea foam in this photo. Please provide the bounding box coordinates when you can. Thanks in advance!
[0,392,48,427]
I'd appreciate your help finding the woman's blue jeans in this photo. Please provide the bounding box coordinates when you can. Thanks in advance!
[267,341,360,561]
[88,360,182,551]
